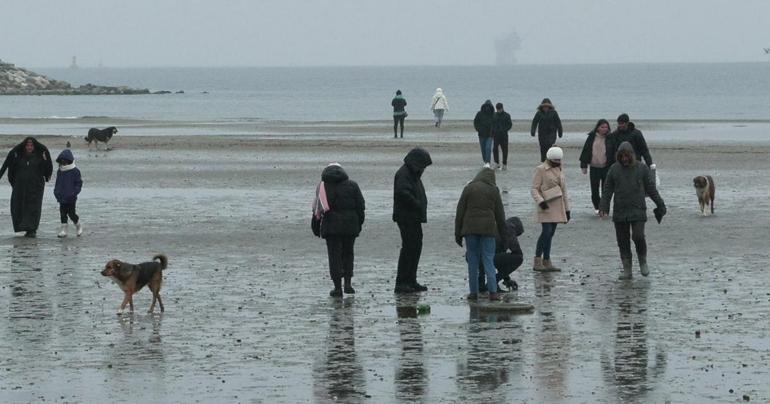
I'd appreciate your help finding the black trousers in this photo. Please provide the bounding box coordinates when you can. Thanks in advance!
[614,221,647,262]
[396,221,422,286]
[393,115,405,137]
[478,252,523,285]
[538,134,557,162]
[326,236,356,280]
[493,133,509,165]
[589,166,609,210]
[59,202,79,224]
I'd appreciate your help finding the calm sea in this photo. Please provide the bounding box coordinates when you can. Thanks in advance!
[1,63,766,123]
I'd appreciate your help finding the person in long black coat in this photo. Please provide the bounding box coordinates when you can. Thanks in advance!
[318,163,365,297]
[393,147,432,294]
[530,98,563,162]
[0,137,53,237]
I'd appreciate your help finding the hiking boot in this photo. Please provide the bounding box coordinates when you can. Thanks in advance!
[75,222,83,236]
[24,231,36,238]
[502,277,518,291]
[489,293,502,301]
[533,257,546,271]
[543,259,562,272]
[639,257,650,277]
[329,288,343,297]
[619,258,633,280]
[57,224,67,238]
[394,284,416,294]
[502,164,507,171]
[466,293,478,301]
[412,282,428,292]
[344,286,355,294]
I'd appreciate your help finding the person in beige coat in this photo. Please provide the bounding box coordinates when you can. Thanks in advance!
[530,146,570,271]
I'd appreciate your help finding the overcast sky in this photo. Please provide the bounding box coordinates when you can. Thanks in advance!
[2,0,770,67]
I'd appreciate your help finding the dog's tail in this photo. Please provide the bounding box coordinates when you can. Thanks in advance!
[153,254,168,270]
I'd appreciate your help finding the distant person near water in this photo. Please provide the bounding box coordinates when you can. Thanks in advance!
[455,166,507,301]
[530,146,569,271]
[608,113,654,169]
[0,137,53,238]
[579,119,613,214]
[393,148,433,294]
[392,90,407,138]
[530,98,563,162]
[473,100,495,166]
[54,148,83,238]
[491,102,513,170]
[312,163,366,297]
[599,141,666,279]
[431,88,448,128]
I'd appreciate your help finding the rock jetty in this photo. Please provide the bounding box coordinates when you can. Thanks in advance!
[0,59,150,95]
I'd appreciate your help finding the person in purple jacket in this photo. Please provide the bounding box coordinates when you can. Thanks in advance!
[54,149,83,237]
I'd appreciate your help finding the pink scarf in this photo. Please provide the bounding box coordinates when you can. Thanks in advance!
[313,181,330,219]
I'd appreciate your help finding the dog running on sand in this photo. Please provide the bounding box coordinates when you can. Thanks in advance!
[693,175,715,216]
[101,254,168,313]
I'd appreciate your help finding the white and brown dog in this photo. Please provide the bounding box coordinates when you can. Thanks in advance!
[693,175,715,216]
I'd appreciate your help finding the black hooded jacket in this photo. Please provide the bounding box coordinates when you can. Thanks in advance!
[393,148,432,223]
[599,142,665,222]
[473,101,496,138]
[0,137,53,185]
[320,165,365,238]
[497,217,524,256]
[608,122,653,166]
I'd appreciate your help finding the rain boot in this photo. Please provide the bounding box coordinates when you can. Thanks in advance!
[639,256,650,277]
[542,259,561,272]
[75,221,83,237]
[489,292,501,301]
[57,224,67,238]
[533,257,546,271]
[330,278,342,297]
[619,258,633,280]
[344,277,355,294]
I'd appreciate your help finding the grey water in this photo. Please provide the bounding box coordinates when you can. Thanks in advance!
[3,63,768,123]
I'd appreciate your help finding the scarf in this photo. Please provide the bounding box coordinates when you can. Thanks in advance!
[312,181,330,219]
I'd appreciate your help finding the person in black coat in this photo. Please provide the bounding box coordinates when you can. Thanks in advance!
[579,119,613,213]
[530,98,564,162]
[317,163,365,297]
[393,148,432,294]
[473,100,495,165]
[608,113,654,169]
[491,102,513,170]
[0,137,53,237]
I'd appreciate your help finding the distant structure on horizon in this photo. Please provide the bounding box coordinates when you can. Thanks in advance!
[69,56,78,69]
[764,48,770,54]
[495,30,522,66]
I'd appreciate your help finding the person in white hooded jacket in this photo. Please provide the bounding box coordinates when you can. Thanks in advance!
[430,88,448,128]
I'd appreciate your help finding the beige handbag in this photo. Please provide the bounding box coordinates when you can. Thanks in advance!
[542,186,563,202]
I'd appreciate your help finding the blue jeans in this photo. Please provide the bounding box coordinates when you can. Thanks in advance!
[465,235,497,293]
[535,223,558,259]
[478,136,493,164]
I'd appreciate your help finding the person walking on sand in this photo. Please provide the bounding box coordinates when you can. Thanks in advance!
[579,119,613,215]
[531,146,570,271]
[0,137,53,238]
[431,88,448,128]
[312,163,366,297]
[392,90,408,138]
[393,148,433,294]
[473,100,495,166]
[455,166,507,301]
[53,149,83,238]
[599,141,666,280]
[608,113,654,168]
[491,102,513,170]
[530,98,563,162]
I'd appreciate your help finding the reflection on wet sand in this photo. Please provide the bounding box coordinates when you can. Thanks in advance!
[394,294,427,402]
[532,273,570,402]
[313,298,367,402]
[601,282,666,403]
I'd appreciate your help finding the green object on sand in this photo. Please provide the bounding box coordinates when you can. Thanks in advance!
[416,304,431,315]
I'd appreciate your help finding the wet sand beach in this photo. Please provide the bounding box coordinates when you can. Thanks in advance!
[1,122,769,403]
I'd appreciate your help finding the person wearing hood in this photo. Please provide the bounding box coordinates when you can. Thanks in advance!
[455,167,507,301]
[477,216,524,293]
[392,90,408,138]
[53,148,84,237]
[530,146,570,271]
[393,148,432,294]
[0,137,53,237]
[599,141,666,279]
[430,88,448,128]
[491,102,513,170]
[473,100,496,166]
[530,98,564,162]
[313,163,366,297]
[579,119,613,214]
[608,113,654,168]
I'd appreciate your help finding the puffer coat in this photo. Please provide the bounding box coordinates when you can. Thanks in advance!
[599,141,665,222]
[455,168,507,239]
[320,165,365,238]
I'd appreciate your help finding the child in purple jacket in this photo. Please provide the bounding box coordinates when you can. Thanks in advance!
[54,149,83,237]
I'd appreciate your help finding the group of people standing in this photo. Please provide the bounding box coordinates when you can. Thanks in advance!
[1,137,83,239]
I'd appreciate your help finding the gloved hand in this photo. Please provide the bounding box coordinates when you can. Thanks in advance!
[456,237,463,247]
[649,164,657,170]
[653,206,666,223]
[531,133,536,137]
[539,201,549,210]
[566,210,571,222]
[581,167,587,175]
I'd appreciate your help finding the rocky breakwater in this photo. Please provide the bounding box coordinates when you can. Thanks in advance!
[0,59,150,95]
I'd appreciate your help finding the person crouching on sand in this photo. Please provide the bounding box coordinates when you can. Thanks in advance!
[455,166,507,301]
[312,163,366,297]
[531,146,570,271]
[54,148,83,237]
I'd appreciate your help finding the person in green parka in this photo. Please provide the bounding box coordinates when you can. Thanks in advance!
[530,98,563,162]
[0,137,53,238]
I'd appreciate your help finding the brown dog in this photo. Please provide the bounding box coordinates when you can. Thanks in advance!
[101,254,168,313]
[693,175,715,216]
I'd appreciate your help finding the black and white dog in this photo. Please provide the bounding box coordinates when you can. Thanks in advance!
[85,126,118,149]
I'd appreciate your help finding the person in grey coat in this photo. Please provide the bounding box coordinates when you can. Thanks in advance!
[599,141,666,279]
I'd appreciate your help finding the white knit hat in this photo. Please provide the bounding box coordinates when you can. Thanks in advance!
[546,146,563,160]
